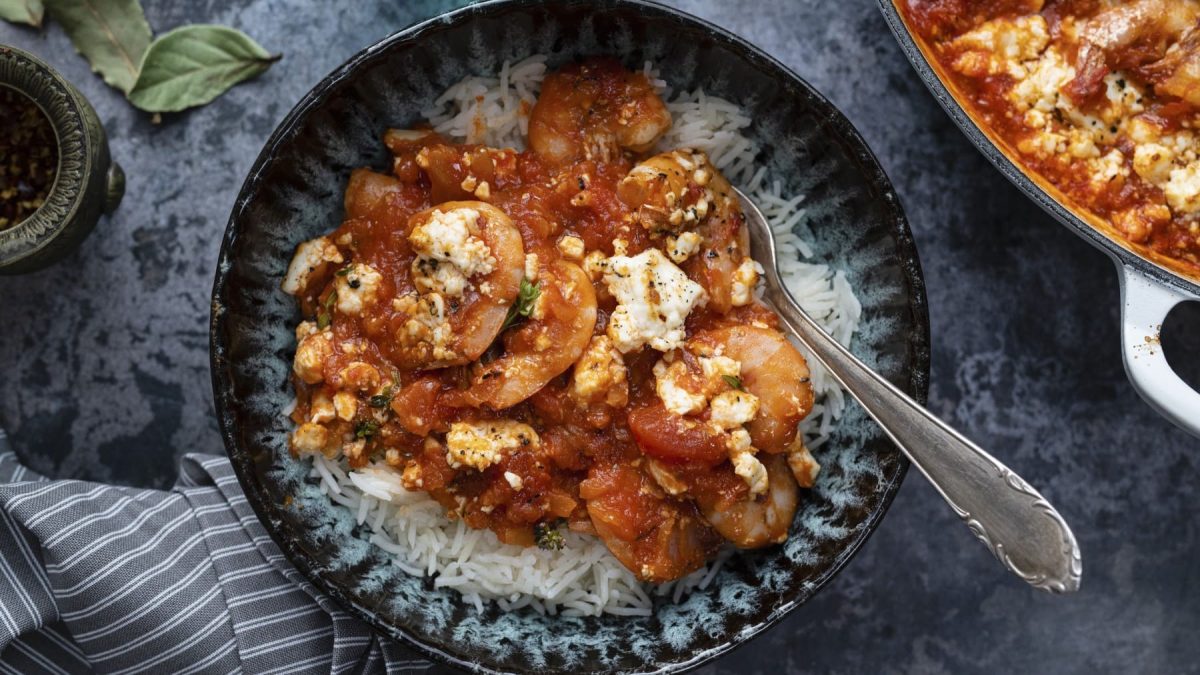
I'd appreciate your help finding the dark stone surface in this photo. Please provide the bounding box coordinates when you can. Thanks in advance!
[1,1,1197,673]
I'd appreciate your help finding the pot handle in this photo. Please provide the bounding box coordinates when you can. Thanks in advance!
[1118,264,1200,437]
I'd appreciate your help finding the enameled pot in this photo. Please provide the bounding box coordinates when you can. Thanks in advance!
[877,0,1200,437]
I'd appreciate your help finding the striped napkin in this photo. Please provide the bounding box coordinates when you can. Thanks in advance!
[0,428,437,673]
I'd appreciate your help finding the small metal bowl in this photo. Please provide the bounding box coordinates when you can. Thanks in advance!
[0,45,123,275]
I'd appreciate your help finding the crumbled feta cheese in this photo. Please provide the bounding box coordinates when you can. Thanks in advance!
[309,390,335,424]
[335,362,381,392]
[1103,73,1145,118]
[700,355,740,383]
[1165,163,1200,216]
[1011,47,1073,114]
[282,236,344,296]
[344,439,367,463]
[525,253,539,281]
[445,420,541,471]
[393,292,457,363]
[666,231,702,263]
[291,423,333,457]
[1089,149,1128,187]
[571,336,629,408]
[730,258,762,306]
[652,352,747,418]
[786,439,820,488]
[294,331,332,384]
[604,248,705,353]
[709,390,760,430]
[409,207,496,297]
[728,437,767,497]
[557,235,586,261]
[582,250,609,281]
[333,391,357,421]
[950,15,1049,79]
[334,263,383,315]
[653,358,708,416]
[1133,143,1176,185]
[504,471,524,491]
[401,462,423,489]
[295,320,319,342]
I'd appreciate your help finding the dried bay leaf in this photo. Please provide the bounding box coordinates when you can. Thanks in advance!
[0,0,44,27]
[45,0,152,93]
[127,24,279,113]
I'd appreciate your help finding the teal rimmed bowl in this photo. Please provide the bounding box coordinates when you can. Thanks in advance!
[210,0,930,672]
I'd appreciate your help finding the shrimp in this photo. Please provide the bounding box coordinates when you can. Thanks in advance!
[690,325,814,454]
[1065,0,1200,104]
[581,457,722,582]
[389,201,525,369]
[527,58,672,166]
[1139,24,1200,107]
[617,149,750,313]
[458,260,598,409]
[700,453,798,548]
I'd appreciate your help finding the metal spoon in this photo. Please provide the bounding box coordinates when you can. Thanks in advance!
[735,186,1082,593]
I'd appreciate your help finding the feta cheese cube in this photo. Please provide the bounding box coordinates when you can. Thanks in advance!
[334,263,383,315]
[604,248,704,353]
[409,207,496,296]
[557,235,586,261]
[445,419,540,471]
[571,336,629,408]
[709,390,760,430]
[666,231,702,263]
[730,258,762,307]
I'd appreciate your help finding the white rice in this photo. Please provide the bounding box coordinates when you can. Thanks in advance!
[307,56,862,616]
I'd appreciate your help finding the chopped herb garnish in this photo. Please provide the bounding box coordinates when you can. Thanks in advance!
[369,386,395,408]
[722,374,744,391]
[500,277,542,332]
[335,265,352,276]
[316,290,337,328]
[354,420,380,439]
[534,520,566,551]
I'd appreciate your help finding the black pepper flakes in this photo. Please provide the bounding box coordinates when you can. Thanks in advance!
[0,89,57,231]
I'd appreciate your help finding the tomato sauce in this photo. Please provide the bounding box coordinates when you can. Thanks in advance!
[285,59,817,582]
[900,0,1200,276]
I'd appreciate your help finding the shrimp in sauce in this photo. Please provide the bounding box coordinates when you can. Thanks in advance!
[283,58,821,583]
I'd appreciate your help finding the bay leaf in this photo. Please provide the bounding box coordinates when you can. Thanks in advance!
[127,24,279,113]
[45,0,151,93]
[0,0,44,27]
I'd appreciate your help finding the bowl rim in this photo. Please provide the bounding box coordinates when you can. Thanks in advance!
[209,0,931,671]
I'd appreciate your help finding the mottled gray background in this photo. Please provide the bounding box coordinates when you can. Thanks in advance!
[3,0,1199,673]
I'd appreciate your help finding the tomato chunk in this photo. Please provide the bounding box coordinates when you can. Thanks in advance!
[626,402,727,466]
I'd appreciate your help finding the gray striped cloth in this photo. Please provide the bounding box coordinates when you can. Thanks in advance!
[0,429,439,674]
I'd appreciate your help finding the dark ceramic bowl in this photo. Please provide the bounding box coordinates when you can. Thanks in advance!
[210,1,930,672]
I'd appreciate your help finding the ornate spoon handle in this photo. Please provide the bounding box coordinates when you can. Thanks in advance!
[761,281,1082,592]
